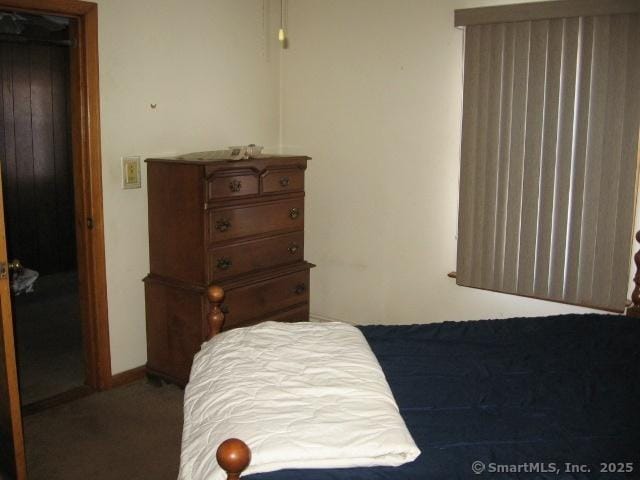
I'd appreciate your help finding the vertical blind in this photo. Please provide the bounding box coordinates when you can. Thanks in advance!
[456,11,640,311]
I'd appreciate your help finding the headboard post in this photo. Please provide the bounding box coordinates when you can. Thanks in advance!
[627,231,640,317]
[206,285,226,339]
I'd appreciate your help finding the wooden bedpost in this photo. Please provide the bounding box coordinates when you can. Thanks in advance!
[627,231,640,317]
[216,438,251,480]
[206,285,226,340]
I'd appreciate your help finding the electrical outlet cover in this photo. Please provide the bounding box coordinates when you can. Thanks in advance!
[122,156,141,189]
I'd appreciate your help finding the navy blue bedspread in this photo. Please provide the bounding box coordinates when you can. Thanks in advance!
[246,314,640,479]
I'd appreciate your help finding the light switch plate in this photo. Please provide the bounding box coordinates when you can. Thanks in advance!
[122,156,141,189]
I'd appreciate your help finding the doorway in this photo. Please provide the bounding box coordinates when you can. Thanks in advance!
[0,11,85,407]
[0,1,108,478]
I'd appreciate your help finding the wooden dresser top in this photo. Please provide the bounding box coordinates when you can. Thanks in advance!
[146,151,311,166]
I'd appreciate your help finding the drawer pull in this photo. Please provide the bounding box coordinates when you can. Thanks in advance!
[287,243,299,255]
[279,176,290,187]
[215,218,232,232]
[293,283,306,295]
[289,207,300,219]
[229,179,242,192]
[216,257,232,270]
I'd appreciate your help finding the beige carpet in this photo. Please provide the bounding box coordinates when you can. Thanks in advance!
[23,381,184,480]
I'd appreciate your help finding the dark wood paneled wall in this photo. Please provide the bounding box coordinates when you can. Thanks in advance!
[0,42,76,274]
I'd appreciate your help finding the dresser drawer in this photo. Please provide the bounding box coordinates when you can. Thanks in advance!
[206,172,259,200]
[220,268,310,329]
[208,198,304,242]
[208,231,304,281]
[262,167,304,194]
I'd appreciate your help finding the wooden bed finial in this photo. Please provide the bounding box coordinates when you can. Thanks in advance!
[206,285,226,340]
[216,438,251,480]
[627,231,640,317]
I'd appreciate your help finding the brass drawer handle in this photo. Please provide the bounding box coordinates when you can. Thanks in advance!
[289,207,299,219]
[287,243,299,255]
[279,176,290,187]
[229,179,242,192]
[216,257,232,270]
[215,218,232,232]
[293,283,306,295]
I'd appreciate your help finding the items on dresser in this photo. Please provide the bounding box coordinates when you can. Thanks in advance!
[143,153,313,386]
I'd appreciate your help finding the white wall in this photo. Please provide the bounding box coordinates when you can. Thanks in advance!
[280,0,606,326]
[97,0,282,373]
[97,0,637,374]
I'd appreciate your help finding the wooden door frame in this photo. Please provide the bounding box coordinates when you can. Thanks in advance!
[0,0,111,390]
[0,176,25,480]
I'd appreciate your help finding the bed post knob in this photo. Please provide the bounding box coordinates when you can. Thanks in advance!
[208,285,225,303]
[206,285,226,340]
[627,231,640,317]
[216,438,251,480]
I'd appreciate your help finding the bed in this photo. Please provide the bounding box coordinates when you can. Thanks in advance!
[185,286,640,480]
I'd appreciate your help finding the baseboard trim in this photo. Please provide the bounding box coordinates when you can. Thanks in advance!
[110,366,147,388]
[22,385,94,416]
[310,312,351,323]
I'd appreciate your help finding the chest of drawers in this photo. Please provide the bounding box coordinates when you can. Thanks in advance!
[143,154,313,385]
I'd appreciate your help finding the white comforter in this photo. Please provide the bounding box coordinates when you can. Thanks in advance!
[179,321,420,480]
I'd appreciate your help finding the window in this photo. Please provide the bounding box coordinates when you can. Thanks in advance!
[455,0,640,311]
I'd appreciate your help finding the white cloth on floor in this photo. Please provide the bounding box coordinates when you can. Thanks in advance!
[11,268,39,295]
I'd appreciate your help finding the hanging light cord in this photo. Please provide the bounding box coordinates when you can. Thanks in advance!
[278,0,286,44]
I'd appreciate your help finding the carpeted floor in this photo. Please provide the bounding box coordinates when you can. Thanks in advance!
[23,381,184,480]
